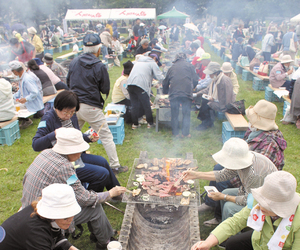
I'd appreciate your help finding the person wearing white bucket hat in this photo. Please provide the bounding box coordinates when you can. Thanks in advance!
[184,137,277,225]
[245,100,287,170]
[191,171,300,250]
[22,127,126,250]
[0,184,81,250]
[221,62,239,95]
[269,54,294,89]
[27,26,44,60]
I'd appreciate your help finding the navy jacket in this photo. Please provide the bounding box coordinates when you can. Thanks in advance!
[67,53,110,109]
[32,108,91,152]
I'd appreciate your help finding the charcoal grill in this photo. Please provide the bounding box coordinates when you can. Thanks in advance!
[120,152,201,250]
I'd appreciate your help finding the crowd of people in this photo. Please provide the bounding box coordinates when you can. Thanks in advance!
[0,16,300,250]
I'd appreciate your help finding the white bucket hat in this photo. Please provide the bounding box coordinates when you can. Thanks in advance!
[203,62,221,75]
[251,171,300,218]
[37,183,81,219]
[52,127,89,155]
[27,27,37,35]
[246,100,278,131]
[212,138,253,170]
[221,62,233,73]
[281,55,293,64]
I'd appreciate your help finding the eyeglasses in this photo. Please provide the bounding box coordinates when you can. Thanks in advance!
[62,110,76,116]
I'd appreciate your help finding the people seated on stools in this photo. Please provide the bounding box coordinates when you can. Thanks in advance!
[8,37,36,63]
[27,27,44,60]
[23,127,126,250]
[241,38,256,62]
[0,183,81,250]
[245,100,287,170]
[135,39,151,55]
[32,90,121,194]
[221,62,239,96]
[188,42,200,62]
[191,171,300,250]
[193,62,235,131]
[0,78,15,122]
[183,138,277,226]
[126,54,164,130]
[43,53,68,84]
[269,54,295,90]
[112,60,134,123]
[232,37,244,62]
[35,57,69,90]
[163,53,198,138]
[192,52,211,81]
[9,60,44,129]
[27,59,57,96]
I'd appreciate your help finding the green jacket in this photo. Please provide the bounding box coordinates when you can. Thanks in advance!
[212,198,300,249]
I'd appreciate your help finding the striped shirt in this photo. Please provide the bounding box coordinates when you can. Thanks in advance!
[214,152,278,206]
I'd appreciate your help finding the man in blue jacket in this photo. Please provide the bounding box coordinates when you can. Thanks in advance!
[67,34,127,174]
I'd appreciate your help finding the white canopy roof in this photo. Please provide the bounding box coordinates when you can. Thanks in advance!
[290,13,300,23]
[109,8,156,20]
[65,8,156,21]
[65,9,111,20]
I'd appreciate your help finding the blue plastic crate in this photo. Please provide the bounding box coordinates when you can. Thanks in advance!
[265,86,284,102]
[252,77,268,91]
[217,112,227,121]
[222,121,246,144]
[44,48,53,55]
[62,44,70,51]
[230,60,236,69]
[97,118,125,145]
[283,100,290,117]
[54,47,62,53]
[0,120,20,146]
[235,64,243,74]
[242,69,253,81]
[118,54,123,62]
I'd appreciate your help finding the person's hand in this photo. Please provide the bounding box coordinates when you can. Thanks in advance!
[207,191,223,201]
[69,246,79,250]
[19,98,26,104]
[208,97,214,101]
[109,186,126,198]
[183,170,199,181]
[91,135,99,142]
[191,241,210,250]
[287,69,293,75]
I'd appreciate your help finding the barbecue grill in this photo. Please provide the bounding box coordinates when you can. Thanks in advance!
[120,152,201,250]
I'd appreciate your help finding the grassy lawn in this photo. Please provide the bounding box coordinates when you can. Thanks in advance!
[1,42,300,250]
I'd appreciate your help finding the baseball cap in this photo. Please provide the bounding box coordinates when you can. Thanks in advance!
[83,34,101,46]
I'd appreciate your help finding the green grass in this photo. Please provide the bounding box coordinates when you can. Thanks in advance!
[0,42,300,250]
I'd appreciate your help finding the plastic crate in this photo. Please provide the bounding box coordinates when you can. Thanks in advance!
[0,120,20,146]
[283,100,290,117]
[252,77,268,91]
[97,117,125,145]
[62,44,70,51]
[222,121,246,144]
[54,47,62,53]
[44,48,53,55]
[265,86,284,102]
[235,64,243,74]
[118,54,123,62]
[242,69,253,81]
[224,56,230,62]
[230,60,236,69]
[217,112,227,120]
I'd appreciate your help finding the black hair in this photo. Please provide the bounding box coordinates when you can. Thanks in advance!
[248,38,255,45]
[27,59,39,70]
[14,67,23,72]
[190,43,199,50]
[54,90,80,111]
[131,36,134,39]
[112,34,118,39]
[9,38,19,46]
[149,41,155,47]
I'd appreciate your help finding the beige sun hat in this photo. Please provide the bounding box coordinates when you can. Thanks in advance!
[269,26,277,33]
[246,100,278,131]
[203,62,221,75]
[52,127,89,155]
[27,27,37,35]
[251,171,300,218]
[221,62,233,73]
[281,55,294,64]
[37,183,81,219]
[212,138,253,170]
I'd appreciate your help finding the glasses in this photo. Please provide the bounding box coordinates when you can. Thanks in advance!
[62,110,76,116]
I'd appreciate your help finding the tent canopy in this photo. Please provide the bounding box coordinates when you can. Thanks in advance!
[290,13,300,23]
[65,8,156,21]
[157,7,189,20]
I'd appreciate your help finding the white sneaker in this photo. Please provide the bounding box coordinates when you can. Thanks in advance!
[198,203,214,213]
[203,218,221,226]
[138,117,147,125]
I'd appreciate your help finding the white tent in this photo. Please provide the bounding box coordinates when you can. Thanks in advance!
[290,13,300,23]
[65,9,111,20]
[109,8,156,20]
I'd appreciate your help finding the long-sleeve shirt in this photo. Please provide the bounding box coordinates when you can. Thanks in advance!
[262,34,275,52]
[30,35,44,53]
[269,62,293,88]
[214,152,277,206]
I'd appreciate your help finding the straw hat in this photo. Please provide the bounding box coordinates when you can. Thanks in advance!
[37,184,81,219]
[52,127,89,155]
[281,55,294,64]
[27,27,37,35]
[203,62,221,75]
[221,62,233,73]
[252,171,300,218]
[246,100,278,131]
[212,138,253,170]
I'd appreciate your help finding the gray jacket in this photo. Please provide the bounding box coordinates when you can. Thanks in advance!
[126,56,164,96]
